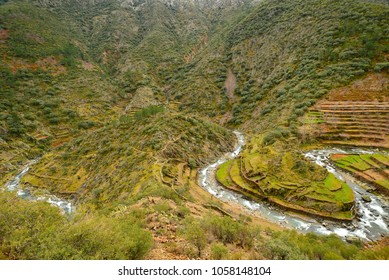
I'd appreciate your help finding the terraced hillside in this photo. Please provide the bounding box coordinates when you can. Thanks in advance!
[306,101,389,148]
[169,0,389,132]
[302,73,389,148]
[0,2,122,185]
[216,137,355,221]
[331,154,389,195]
[21,110,235,205]
[1,0,389,260]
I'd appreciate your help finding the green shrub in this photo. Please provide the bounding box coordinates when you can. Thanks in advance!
[78,121,95,129]
[183,221,207,258]
[211,242,229,260]
[135,106,165,120]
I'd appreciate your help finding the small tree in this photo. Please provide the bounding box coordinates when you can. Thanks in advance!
[184,222,206,258]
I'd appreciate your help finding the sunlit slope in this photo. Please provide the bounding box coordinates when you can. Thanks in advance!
[0,1,122,184]
[22,110,235,206]
[169,0,388,135]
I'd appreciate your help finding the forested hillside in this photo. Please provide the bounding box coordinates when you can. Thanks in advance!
[1,0,388,260]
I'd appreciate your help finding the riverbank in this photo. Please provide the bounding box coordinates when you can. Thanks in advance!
[3,158,74,214]
[199,132,389,241]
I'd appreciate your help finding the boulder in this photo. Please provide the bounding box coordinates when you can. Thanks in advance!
[361,195,372,203]
[345,235,360,244]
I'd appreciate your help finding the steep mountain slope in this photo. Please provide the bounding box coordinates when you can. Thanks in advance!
[0,1,125,184]
[0,0,246,185]
[169,0,388,136]
[1,0,389,260]
[22,111,235,205]
[34,0,255,93]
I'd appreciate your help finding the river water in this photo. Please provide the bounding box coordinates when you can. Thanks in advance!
[5,133,389,239]
[198,131,389,241]
[4,158,73,214]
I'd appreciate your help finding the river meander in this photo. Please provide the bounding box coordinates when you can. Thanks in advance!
[4,132,388,240]
[198,131,389,241]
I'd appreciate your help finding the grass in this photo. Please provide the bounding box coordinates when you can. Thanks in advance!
[376,179,389,189]
[216,161,233,187]
[215,138,355,220]
[334,155,372,171]
[332,154,389,194]
[303,111,325,124]
[229,159,252,190]
[372,154,389,166]
[324,173,343,191]
[360,154,382,168]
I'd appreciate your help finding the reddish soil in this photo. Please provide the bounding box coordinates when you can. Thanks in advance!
[8,56,66,75]
[0,28,9,42]
[224,68,237,101]
[81,61,95,70]
[322,73,388,102]
[25,32,45,44]
[307,73,389,148]
[331,154,347,160]
[364,169,387,182]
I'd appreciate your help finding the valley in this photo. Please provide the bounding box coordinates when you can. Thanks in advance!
[1,0,389,260]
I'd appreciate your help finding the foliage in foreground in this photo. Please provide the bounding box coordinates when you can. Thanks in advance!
[182,214,389,260]
[1,191,388,260]
[0,192,152,260]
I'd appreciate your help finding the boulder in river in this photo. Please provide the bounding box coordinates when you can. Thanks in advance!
[362,195,372,203]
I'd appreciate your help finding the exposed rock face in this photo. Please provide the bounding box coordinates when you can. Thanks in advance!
[126,86,160,110]
[35,0,255,10]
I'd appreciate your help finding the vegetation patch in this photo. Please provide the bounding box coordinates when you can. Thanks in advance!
[331,153,389,195]
[299,73,389,148]
[216,136,355,220]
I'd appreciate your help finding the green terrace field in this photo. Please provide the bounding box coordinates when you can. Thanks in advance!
[1,0,389,260]
[216,137,355,221]
[331,154,389,195]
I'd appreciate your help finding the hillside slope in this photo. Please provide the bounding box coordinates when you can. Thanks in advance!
[169,0,388,136]
[1,0,389,260]
[0,1,125,184]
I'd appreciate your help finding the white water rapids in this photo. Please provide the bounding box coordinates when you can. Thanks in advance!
[4,133,389,239]
[198,131,389,241]
[3,158,73,214]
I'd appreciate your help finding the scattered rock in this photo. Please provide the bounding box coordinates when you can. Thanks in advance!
[366,187,376,193]
[342,222,354,230]
[346,235,360,244]
[362,195,372,203]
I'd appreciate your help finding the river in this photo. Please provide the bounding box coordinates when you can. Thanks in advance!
[4,133,389,239]
[198,131,389,241]
[4,158,74,214]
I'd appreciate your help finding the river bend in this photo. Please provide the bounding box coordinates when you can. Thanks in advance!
[198,132,389,241]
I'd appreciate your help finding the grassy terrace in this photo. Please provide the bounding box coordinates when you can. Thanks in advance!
[216,137,355,221]
[300,74,389,149]
[331,154,389,195]
[216,161,234,187]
